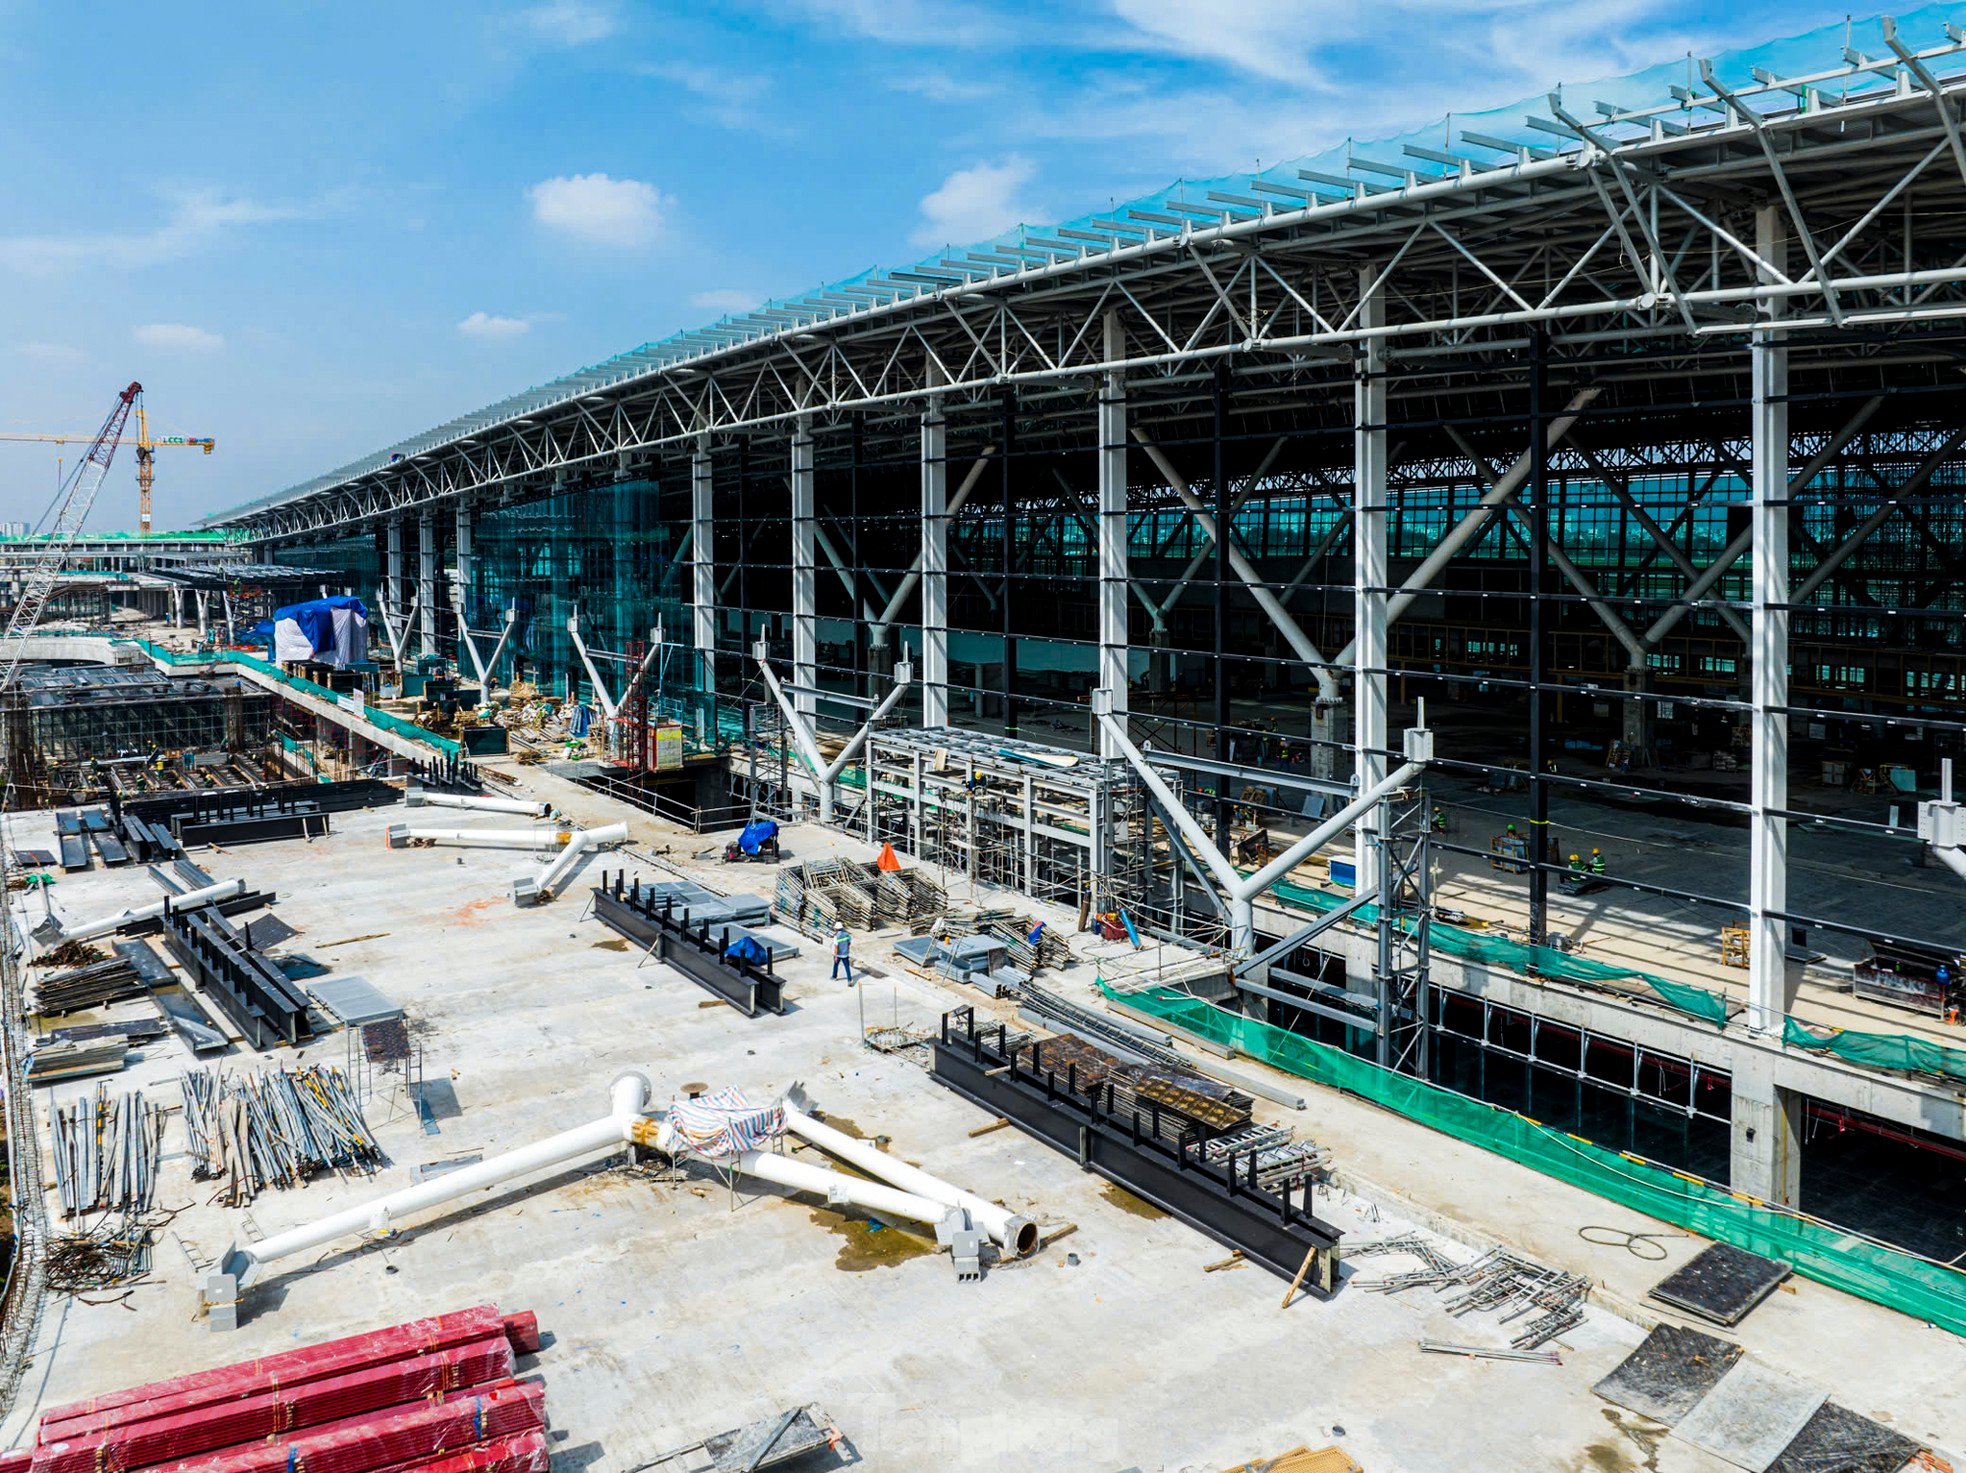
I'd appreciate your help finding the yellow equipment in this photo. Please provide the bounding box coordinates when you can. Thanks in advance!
[0,398,215,533]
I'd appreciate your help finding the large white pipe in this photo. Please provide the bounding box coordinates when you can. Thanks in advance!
[530,821,629,900]
[629,1117,955,1235]
[233,1072,652,1288]
[407,788,549,818]
[51,877,247,947]
[782,1105,1035,1255]
[388,823,569,851]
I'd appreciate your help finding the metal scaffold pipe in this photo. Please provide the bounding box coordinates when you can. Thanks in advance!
[387,824,569,851]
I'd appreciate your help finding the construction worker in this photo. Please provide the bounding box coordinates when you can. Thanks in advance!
[831,925,855,985]
[1588,848,1606,876]
[1431,806,1447,833]
[1568,853,1585,874]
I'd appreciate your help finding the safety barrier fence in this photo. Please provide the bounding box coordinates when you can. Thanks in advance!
[1102,980,1966,1337]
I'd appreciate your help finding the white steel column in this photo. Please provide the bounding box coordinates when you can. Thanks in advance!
[385,518,405,626]
[792,418,818,724]
[919,395,949,729]
[1097,310,1128,758]
[1735,204,1801,1209]
[454,495,475,617]
[691,436,715,681]
[416,510,437,661]
[1353,268,1389,879]
[1748,205,1791,1038]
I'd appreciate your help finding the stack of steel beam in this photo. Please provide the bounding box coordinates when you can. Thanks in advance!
[7,1305,547,1473]
[26,954,147,1016]
[180,1065,383,1203]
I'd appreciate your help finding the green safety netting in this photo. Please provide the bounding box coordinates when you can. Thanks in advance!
[1102,981,1966,1337]
[1269,877,1733,1027]
[1782,1016,1966,1084]
[127,640,460,757]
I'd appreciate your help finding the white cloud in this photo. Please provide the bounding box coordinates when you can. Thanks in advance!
[1111,0,1331,85]
[515,0,617,46]
[16,342,89,370]
[645,62,771,131]
[458,311,533,339]
[133,323,224,353]
[0,190,312,275]
[688,289,762,314]
[912,156,1042,247]
[527,173,665,248]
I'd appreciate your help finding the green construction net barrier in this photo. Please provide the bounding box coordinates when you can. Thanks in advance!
[126,640,461,757]
[1782,1016,1966,1084]
[1102,980,1966,1337]
[1268,877,1733,1027]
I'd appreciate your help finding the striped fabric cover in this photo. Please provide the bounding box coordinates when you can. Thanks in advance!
[664,1087,784,1160]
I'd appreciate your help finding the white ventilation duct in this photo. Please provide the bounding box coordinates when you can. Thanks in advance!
[405,788,549,819]
[41,877,247,950]
[219,1071,653,1298]
[387,823,569,852]
[781,1101,1035,1255]
[514,821,629,905]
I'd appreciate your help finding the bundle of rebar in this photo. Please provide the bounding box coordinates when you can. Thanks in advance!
[28,955,146,1016]
[49,1084,164,1219]
[1012,1030,1254,1142]
[48,1217,154,1293]
[1359,1244,1590,1350]
[179,1065,383,1205]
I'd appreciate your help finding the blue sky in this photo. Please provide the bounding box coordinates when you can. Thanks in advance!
[0,0,1867,531]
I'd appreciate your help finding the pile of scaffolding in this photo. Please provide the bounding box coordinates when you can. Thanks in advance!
[773,858,946,935]
[50,1085,164,1219]
[179,1065,383,1204]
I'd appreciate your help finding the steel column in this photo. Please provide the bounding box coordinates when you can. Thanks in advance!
[1749,206,1793,1038]
[1097,310,1128,758]
[792,418,817,725]
[417,510,437,661]
[920,396,949,729]
[1525,337,1551,945]
[691,436,715,682]
[1353,266,1389,880]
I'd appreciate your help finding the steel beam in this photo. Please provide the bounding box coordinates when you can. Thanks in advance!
[1098,310,1128,757]
[691,436,715,681]
[1354,266,1389,882]
[920,392,949,728]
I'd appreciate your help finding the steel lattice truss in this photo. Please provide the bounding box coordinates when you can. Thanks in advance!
[213,39,1966,544]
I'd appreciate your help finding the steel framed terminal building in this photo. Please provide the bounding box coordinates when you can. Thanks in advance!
[208,12,1966,1256]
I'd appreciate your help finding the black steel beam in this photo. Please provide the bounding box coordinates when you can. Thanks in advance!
[160,904,313,1050]
[931,1006,1341,1291]
[590,877,786,1017]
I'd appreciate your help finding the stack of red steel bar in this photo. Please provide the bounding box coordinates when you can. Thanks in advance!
[2,1305,548,1473]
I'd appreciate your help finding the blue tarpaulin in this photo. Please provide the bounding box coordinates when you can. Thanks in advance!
[738,819,779,855]
[724,934,771,967]
[272,595,369,669]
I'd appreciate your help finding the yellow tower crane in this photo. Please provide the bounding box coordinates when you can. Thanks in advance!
[0,395,214,534]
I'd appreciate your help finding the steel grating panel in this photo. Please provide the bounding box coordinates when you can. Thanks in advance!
[307,974,404,1028]
[1593,1324,1745,1427]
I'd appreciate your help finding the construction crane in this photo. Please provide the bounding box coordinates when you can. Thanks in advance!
[0,397,214,534]
[0,382,141,1403]
[0,382,142,678]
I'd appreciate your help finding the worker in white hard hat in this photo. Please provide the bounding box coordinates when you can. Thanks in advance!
[831,925,854,985]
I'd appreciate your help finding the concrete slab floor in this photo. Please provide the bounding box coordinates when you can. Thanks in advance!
[0,781,1952,1473]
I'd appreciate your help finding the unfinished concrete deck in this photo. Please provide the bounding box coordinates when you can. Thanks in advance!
[3,772,1959,1472]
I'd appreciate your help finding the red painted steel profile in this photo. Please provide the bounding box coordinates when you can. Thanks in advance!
[138,1379,543,1473]
[392,1430,551,1473]
[38,1307,514,1442]
[30,1339,516,1473]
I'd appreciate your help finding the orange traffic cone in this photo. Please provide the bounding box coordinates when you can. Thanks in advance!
[874,841,901,872]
